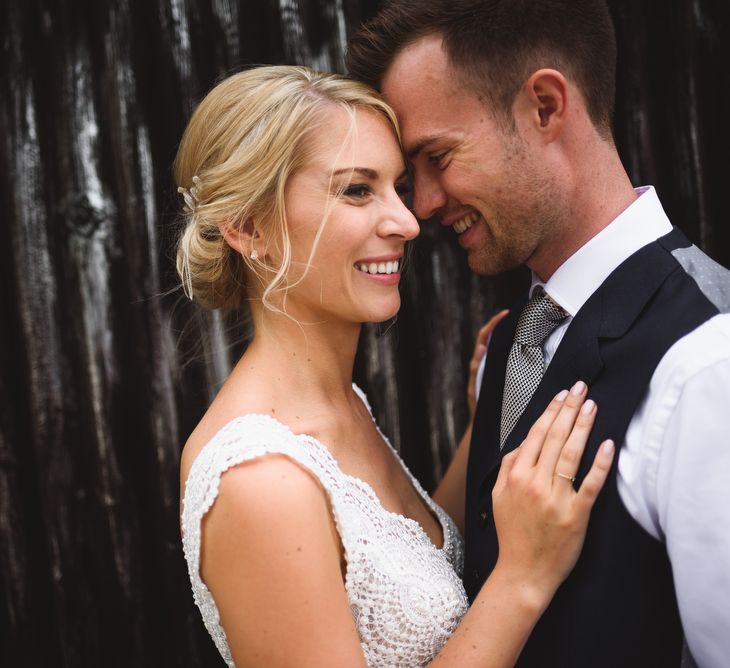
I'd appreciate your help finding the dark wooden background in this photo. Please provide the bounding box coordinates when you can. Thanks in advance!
[1,1,728,665]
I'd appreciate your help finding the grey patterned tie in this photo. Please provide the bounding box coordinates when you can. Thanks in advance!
[500,287,569,448]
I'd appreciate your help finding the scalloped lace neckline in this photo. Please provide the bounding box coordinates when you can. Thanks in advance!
[205,411,447,553]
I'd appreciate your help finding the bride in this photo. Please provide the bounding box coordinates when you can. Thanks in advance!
[176,66,614,667]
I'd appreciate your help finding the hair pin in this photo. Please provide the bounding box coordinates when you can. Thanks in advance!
[177,175,201,213]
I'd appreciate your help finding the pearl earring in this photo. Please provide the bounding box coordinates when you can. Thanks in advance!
[250,249,259,261]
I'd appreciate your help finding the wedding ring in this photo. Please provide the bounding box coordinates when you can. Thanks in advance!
[555,472,576,483]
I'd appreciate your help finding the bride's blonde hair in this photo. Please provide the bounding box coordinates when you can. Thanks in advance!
[174,65,401,311]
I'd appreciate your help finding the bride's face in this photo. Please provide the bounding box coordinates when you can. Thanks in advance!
[279,107,419,324]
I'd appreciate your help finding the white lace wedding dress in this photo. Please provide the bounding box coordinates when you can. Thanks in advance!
[181,386,469,667]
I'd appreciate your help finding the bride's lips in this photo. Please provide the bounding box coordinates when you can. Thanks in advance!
[354,253,403,286]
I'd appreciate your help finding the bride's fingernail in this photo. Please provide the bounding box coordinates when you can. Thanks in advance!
[600,440,615,459]
[581,399,596,415]
[555,389,569,402]
[571,380,586,396]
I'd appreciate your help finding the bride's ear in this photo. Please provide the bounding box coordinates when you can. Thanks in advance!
[221,218,265,261]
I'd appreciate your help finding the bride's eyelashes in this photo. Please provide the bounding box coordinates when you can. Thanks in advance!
[339,181,413,202]
[342,183,372,199]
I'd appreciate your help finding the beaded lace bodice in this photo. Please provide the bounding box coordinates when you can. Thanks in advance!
[181,387,468,667]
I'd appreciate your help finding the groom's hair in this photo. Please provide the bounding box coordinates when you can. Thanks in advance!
[346,0,617,138]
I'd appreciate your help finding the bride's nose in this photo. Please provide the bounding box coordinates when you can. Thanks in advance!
[378,198,420,241]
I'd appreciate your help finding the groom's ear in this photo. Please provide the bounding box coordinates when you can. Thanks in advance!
[516,69,568,142]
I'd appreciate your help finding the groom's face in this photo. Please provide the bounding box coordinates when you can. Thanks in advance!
[381,35,562,276]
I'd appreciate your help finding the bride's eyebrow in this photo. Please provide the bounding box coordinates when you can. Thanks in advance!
[332,167,378,179]
[331,167,409,182]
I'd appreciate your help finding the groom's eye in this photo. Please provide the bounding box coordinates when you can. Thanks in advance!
[395,181,412,202]
[427,151,448,168]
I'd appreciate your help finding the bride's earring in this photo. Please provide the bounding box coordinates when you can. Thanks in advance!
[250,249,259,261]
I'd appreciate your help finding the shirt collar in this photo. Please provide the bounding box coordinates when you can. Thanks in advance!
[530,186,673,316]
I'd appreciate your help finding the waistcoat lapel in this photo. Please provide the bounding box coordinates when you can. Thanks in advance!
[473,230,685,497]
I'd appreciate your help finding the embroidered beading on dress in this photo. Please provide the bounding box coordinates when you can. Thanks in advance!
[181,386,468,667]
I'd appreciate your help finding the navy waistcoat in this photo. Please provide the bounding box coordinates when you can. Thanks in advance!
[464,227,726,667]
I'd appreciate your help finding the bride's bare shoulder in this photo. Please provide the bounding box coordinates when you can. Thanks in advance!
[178,378,275,490]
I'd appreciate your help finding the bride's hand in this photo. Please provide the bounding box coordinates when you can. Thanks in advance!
[491,382,614,604]
[467,310,509,421]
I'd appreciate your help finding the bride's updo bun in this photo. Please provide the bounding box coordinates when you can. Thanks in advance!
[174,65,400,311]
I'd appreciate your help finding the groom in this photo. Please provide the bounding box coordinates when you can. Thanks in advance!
[347,1,730,666]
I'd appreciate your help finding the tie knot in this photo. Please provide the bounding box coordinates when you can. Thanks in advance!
[514,287,568,347]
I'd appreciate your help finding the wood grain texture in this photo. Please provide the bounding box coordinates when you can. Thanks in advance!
[1,1,727,665]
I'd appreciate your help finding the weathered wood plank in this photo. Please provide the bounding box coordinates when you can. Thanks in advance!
[1,1,728,665]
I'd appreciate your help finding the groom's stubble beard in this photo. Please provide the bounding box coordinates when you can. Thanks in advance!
[467,131,568,277]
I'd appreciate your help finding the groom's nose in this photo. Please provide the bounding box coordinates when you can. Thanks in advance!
[412,170,448,221]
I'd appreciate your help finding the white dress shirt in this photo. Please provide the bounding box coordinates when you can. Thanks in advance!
[477,186,730,667]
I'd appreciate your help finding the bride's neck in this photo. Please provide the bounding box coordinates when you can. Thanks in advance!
[239,309,362,405]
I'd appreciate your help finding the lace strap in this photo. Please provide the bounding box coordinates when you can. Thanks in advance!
[182,413,343,561]
[352,384,433,507]
[180,414,345,664]
[352,382,374,415]
[351,384,455,551]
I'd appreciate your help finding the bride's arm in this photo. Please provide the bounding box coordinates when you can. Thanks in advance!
[201,455,368,668]
[430,387,615,667]
[433,310,508,531]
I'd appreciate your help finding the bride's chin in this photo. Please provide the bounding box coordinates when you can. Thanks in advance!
[363,302,401,324]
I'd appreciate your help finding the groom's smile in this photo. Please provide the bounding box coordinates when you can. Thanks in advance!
[381,35,560,277]
[442,208,487,252]
[448,210,479,235]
